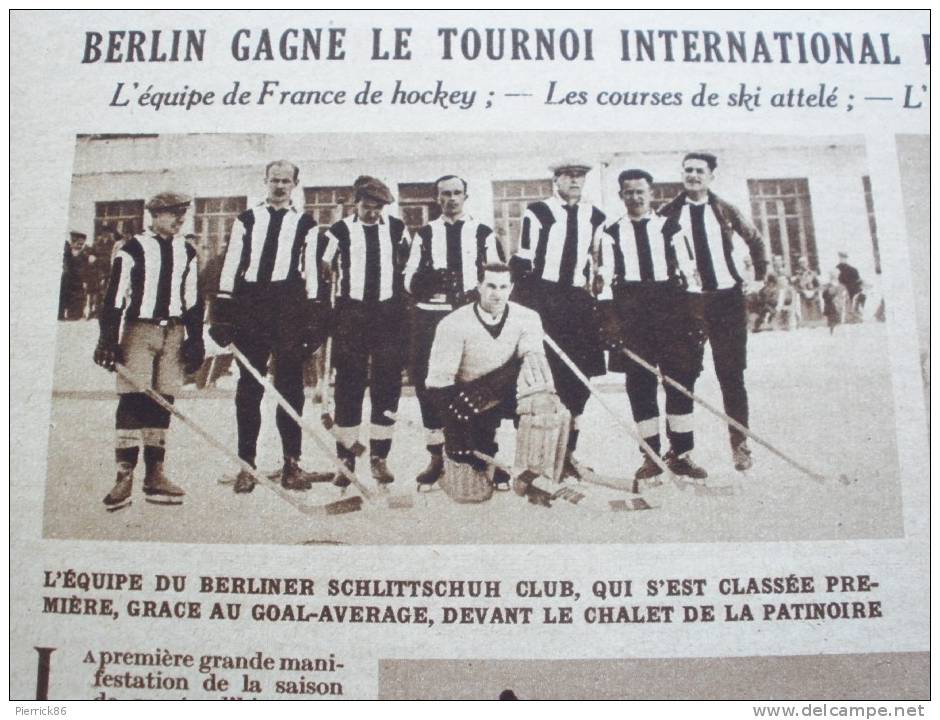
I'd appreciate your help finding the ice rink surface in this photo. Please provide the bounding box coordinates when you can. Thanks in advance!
[42,320,905,546]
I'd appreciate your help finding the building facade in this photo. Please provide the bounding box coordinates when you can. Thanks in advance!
[68,132,880,282]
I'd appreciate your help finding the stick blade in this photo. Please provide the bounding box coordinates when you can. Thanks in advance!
[320,495,364,516]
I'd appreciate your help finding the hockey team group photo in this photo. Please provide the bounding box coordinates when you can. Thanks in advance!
[45,131,902,546]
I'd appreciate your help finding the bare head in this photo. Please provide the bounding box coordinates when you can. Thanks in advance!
[477,262,513,316]
[265,160,299,207]
[617,169,654,219]
[682,152,717,201]
[436,175,468,220]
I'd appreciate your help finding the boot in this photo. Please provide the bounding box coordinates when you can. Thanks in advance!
[492,466,511,491]
[562,453,594,481]
[333,456,355,488]
[634,454,664,481]
[370,456,395,485]
[103,462,134,506]
[233,468,256,494]
[143,462,185,497]
[665,451,708,480]
[732,442,753,471]
[280,456,306,491]
[415,453,444,487]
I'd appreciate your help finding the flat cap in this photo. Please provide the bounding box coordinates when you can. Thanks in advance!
[146,192,192,212]
[353,175,395,205]
[550,159,592,176]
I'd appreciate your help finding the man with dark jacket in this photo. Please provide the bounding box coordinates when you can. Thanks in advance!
[658,152,767,471]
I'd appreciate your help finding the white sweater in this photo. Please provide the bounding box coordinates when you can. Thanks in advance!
[426,301,545,387]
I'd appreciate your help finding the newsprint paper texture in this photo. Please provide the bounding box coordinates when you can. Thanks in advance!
[9,9,930,704]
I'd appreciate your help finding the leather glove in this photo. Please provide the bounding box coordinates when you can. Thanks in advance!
[440,269,466,306]
[181,335,205,375]
[595,300,623,351]
[93,338,122,372]
[409,267,438,302]
[508,255,533,283]
[207,296,236,348]
[93,307,122,372]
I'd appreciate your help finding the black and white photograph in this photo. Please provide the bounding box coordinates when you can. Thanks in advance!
[44,131,902,546]
[11,9,929,706]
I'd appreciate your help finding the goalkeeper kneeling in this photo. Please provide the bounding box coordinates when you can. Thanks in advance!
[423,263,568,503]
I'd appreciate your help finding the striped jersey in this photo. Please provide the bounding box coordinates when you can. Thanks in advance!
[597,213,675,298]
[403,215,505,304]
[515,195,606,288]
[315,213,409,302]
[671,200,744,292]
[104,230,199,320]
[217,203,318,300]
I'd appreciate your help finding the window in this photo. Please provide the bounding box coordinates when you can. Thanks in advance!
[398,182,439,234]
[193,196,247,264]
[492,178,553,254]
[94,200,145,258]
[862,176,881,274]
[747,178,818,275]
[650,182,684,212]
[303,186,355,232]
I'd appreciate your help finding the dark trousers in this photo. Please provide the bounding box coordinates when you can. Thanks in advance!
[409,307,448,438]
[514,279,605,418]
[233,282,308,464]
[611,284,705,456]
[703,287,749,449]
[333,299,404,458]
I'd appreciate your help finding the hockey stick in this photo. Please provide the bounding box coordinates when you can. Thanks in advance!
[384,410,651,512]
[114,364,362,517]
[541,335,674,485]
[319,268,338,430]
[231,345,414,509]
[615,345,836,485]
[543,334,735,496]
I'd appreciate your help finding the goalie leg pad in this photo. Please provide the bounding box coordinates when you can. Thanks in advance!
[514,407,570,483]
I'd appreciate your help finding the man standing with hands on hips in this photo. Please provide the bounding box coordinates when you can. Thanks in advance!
[404,174,505,488]
[208,160,328,493]
[658,152,767,471]
[509,160,606,478]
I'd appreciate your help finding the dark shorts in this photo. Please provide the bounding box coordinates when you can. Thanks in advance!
[608,283,706,377]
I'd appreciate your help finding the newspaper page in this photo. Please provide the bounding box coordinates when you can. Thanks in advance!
[10,9,930,709]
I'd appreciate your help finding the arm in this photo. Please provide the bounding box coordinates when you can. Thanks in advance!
[216,215,246,300]
[725,199,767,281]
[509,207,539,281]
[482,225,506,263]
[425,316,464,389]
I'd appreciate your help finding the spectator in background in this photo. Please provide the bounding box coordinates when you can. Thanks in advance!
[791,255,821,325]
[753,273,779,332]
[822,271,845,334]
[836,251,864,323]
[774,274,798,331]
[59,232,88,320]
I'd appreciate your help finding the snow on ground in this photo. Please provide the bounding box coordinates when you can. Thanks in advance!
[42,320,904,545]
